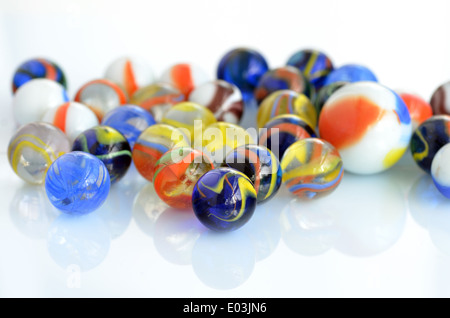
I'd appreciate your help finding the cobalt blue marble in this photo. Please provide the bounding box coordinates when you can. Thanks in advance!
[323,64,377,86]
[101,105,156,148]
[410,115,450,174]
[12,58,67,94]
[192,168,257,232]
[286,49,334,91]
[45,151,110,215]
[72,126,132,184]
[217,48,269,102]
[222,144,282,204]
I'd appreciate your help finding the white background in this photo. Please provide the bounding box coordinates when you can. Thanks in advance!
[1,0,450,298]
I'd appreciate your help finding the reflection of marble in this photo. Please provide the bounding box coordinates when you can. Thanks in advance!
[280,169,408,258]
[47,213,111,272]
[132,183,168,238]
[408,174,443,229]
[244,198,282,261]
[239,97,258,130]
[428,205,450,255]
[408,174,450,255]
[331,172,407,257]
[153,207,204,265]
[191,230,255,290]
[10,183,59,239]
[390,153,424,194]
[281,198,338,256]
[95,183,133,239]
[98,162,146,239]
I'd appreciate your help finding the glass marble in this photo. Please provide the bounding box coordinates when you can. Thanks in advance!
[74,79,128,120]
[160,62,210,97]
[12,57,67,94]
[323,64,378,86]
[130,82,185,122]
[101,105,156,148]
[104,55,155,97]
[197,121,255,167]
[286,49,334,91]
[410,115,450,174]
[258,114,317,159]
[189,80,244,124]
[42,101,99,141]
[45,151,110,214]
[314,81,348,116]
[254,66,314,105]
[72,126,132,184]
[280,138,344,199]
[132,123,191,182]
[431,143,450,198]
[13,78,69,125]
[7,122,71,184]
[161,101,217,142]
[398,92,433,131]
[153,147,214,209]
[192,167,257,232]
[430,81,450,116]
[256,90,317,129]
[222,144,282,204]
[318,81,411,175]
[217,48,269,101]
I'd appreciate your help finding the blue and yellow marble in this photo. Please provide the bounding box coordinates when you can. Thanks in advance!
[192,167,257,232]
[410,115,450,174]
[286,49,334,91]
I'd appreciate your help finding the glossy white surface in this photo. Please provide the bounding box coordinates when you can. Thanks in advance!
[1,0,450,298]
[2,147,450,298]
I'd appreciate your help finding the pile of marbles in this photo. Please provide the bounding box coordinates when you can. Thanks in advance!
[7,49,450,232]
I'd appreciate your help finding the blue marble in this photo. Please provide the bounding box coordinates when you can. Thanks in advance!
[217,48,269,102]
[12,58,67,93]
[72,125,132,184]
[45,152,111,215]
[323,64,377,86]
[286,49,334,91]
[410,115,450,174]
[101,105,156,148]
[192,168,257,232]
